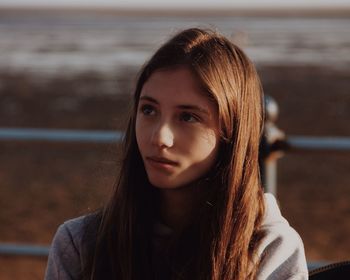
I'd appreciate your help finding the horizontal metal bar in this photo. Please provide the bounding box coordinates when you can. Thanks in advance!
[287,136,350,151]
[1,128,349,152]
[0,128,124,143]
[0,243,50,257]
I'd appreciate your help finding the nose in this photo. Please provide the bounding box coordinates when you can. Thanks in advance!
[151,121,174,148]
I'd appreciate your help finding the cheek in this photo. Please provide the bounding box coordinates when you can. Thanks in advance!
[185,129,219,162]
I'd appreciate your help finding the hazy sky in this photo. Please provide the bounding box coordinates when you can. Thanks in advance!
[0,0,349,9]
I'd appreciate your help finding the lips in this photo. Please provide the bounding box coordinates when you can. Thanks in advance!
[145,156,178,174]
[146,156,178,165]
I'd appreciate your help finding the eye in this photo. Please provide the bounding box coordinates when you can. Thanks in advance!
[140,104,156,116]
[179,112,200,123]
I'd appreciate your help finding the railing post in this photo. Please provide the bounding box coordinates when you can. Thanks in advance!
[263,96,286,196]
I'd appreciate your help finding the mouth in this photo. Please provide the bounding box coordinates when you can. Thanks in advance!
[146,156,178,166]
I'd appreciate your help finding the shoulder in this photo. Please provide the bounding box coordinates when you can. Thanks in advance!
[256,193,308,280]
[45,214,97,280]
[53,215,88,254]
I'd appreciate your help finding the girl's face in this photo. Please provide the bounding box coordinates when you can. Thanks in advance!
[135,67,220,189]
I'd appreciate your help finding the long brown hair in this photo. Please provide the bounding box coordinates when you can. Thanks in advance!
[83,28,265,280]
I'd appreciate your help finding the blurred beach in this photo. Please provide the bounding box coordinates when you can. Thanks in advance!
[0,8,349,279]
[1,9,350,75]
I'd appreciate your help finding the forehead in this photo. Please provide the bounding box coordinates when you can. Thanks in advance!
[140,67,211,106]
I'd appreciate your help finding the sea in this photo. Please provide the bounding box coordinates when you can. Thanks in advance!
[0,9,349,77]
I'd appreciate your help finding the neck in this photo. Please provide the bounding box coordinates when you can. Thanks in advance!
[158,182,207,234]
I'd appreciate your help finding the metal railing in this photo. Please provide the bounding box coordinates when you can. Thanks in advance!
[263,135,350,195]
[1,127,349,269]
[0,243,49,257]
[2,127,349,150]
[0,127,124,143]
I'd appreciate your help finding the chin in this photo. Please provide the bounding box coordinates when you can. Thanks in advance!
[146,170,210,190]
[147,176,185,190]
[149,180,180,189]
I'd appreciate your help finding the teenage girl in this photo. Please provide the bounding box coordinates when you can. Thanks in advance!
[45,28,308,280]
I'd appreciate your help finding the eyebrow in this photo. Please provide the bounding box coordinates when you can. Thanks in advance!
[139,95,210,116]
